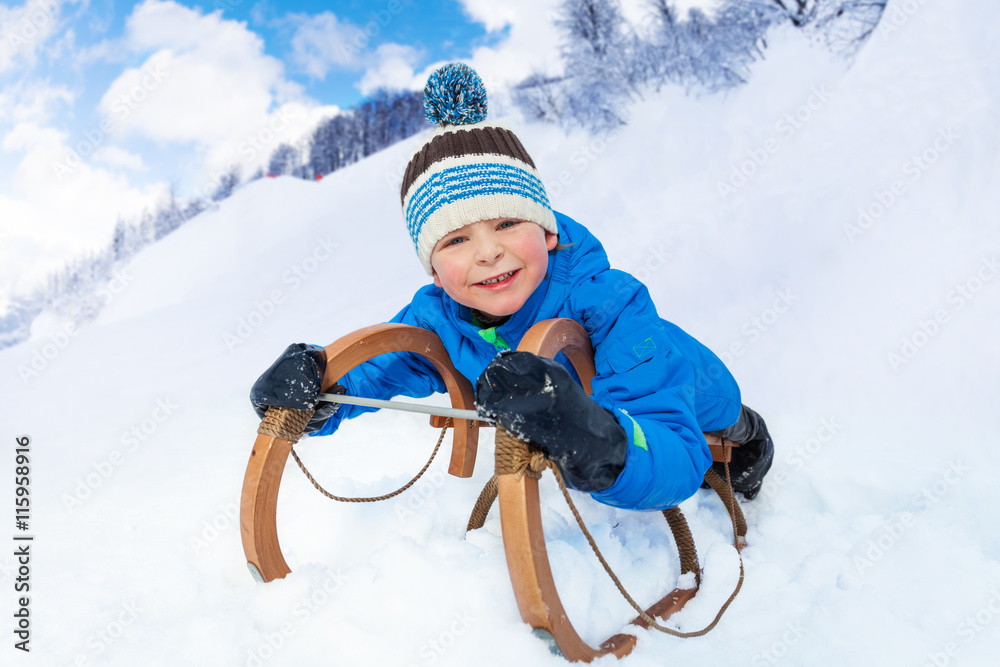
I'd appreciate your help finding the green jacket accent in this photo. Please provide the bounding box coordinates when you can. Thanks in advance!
[477,327,510,351]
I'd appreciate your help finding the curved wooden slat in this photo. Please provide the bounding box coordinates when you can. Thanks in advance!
[241,323,480,583]
[498,318,703,662]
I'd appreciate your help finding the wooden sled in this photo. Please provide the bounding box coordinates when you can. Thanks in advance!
[240,323,482,582]
[240,319,743,661]
[465,319,742,661]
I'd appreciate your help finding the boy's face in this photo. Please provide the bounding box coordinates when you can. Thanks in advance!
[430,218,558,319]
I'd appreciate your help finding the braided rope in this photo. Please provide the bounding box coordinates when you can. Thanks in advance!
[495,429,745,638]
[289,418,451,503]
[466,475,499,532]
[494,427,547,479]
[662,507,701,587]
[257,406,315,441]
[703,466,748,550]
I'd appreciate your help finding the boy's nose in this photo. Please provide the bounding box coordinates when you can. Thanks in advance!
[474,237,503,264]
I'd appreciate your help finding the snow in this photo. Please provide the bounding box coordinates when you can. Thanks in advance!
[3,1,999,665]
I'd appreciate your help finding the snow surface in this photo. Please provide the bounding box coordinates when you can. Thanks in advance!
[3,2,999,665]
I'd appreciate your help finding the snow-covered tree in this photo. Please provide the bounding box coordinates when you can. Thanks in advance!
[512,73,567,124]
[211,165,241,202]
[556,0,638,98]
[268,144,299,176]
[517,0,880,132]
[810,0,888,58]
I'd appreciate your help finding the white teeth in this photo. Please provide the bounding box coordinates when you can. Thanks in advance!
[480,271,514,285]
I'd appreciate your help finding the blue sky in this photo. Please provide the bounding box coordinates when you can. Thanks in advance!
[2,0,499,190]
[0,0,717,303]
[0,0,571,300]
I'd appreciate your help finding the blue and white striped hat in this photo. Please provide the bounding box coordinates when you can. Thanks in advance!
[401,63,556,274]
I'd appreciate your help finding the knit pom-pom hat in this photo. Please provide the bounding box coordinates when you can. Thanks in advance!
[401,63,557,274]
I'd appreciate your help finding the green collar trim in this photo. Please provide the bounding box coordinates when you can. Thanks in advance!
[478,327,511,352]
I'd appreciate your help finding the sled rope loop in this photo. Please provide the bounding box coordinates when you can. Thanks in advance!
[465,431,548,531]
[662,506,701,587]
[257,406,314,441]
[257,405,451,504]
[493,424,745,639]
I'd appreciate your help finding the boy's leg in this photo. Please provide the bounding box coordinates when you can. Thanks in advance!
[706,405,774,500]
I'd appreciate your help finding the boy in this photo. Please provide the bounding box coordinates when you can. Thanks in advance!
[251,64,773,508]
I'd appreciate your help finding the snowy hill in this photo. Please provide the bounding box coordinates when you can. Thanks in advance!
[3,2,999,665]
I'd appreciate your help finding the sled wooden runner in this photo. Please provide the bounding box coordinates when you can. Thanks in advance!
[240,323,481,582]
[241,319,745,662]
[487,318,737,662]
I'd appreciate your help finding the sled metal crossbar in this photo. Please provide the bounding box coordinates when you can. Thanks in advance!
[241,320,746,663]
[318,392,485,423]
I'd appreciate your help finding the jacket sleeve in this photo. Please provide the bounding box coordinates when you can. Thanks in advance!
[309,304,447,437]
[566,270,741,510]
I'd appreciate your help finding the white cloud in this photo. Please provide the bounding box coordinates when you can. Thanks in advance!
[93,1,338,181]
[101,1,295,145]
[357,43,423,95]
[288,11,366,78]
[456,0,564,90]
[94,145,147,171]
[0,121,165,294]
[0,80,73,124]
[0,0,66,73]
[0,0,344,302]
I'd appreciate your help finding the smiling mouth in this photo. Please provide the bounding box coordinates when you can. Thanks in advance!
[476,270,517,286]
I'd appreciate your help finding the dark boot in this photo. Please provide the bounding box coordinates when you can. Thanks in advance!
[705,405,774,500]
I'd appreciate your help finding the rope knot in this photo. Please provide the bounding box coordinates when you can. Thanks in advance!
[494,426,547,480]
[511,450,548,480]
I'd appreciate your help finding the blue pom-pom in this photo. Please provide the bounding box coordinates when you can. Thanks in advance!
[423,63,488,126]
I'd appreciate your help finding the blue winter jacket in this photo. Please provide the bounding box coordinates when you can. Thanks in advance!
[312,212,742,510]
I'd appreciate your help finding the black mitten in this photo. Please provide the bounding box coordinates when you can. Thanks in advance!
[705,405,774,499]
[476,351,627,493]
[250,343,345,434]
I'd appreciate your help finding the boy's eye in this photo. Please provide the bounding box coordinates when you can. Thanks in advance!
[498,220,519,230]
[444,236,465,247]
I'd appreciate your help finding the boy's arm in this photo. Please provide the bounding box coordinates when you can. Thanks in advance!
[568,270,742,510]
[309,304,447,437]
